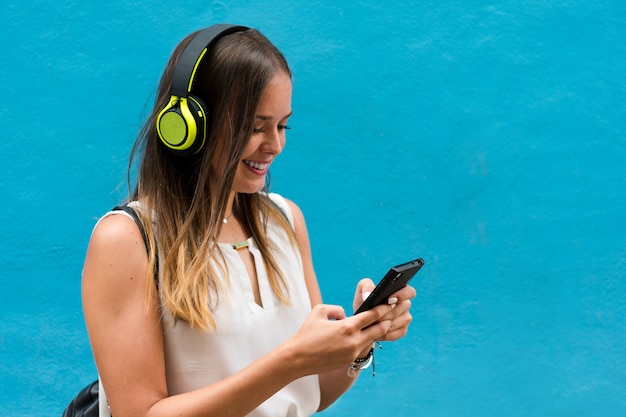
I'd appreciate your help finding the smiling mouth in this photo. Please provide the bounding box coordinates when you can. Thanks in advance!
[243,160,270,171]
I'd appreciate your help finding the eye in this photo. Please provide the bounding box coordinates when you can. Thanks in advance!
[252,125,291,134]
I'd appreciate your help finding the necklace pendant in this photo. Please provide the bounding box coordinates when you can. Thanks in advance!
[232,240,249,251]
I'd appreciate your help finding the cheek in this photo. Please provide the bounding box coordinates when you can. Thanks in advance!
[241,136,263,157]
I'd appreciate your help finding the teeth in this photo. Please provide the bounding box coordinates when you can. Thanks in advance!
[244,160,269,170]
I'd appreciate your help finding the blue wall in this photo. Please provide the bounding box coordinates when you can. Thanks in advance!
[1,1,625,416]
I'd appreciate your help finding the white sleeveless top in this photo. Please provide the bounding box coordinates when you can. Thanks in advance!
[96,193,320,417]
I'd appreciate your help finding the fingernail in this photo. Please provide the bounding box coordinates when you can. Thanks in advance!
[387,297,398,305]
[362,291,371,302]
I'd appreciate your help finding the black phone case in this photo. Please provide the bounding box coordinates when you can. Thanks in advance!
[355,258,424,314]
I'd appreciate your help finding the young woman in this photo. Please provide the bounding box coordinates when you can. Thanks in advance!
[82,24,416,417]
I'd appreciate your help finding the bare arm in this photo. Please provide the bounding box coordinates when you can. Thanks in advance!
[82,213,393,417]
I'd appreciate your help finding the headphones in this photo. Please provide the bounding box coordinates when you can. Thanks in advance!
[156,24,249,156]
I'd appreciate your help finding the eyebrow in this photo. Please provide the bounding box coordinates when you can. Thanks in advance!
[256,111,293,121]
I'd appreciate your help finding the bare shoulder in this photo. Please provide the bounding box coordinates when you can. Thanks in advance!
[82,213,150,305]
[283,198,306,227]
[281,197,310,246]
[88,212,146,253]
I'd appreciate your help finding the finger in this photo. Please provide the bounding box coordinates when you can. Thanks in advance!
[351,303,392,329]
[381,309,413,341]
[356,278,375,301]
[353,278,377,313]
[380,299,411,320]
[378,325,411,342]
[314,304,347,321]
[389,284,417,300]
[393,299,412,314]
[360,315,393,341]
[379,325,410,341]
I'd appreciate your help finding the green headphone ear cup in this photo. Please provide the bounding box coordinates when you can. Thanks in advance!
[155,25,249,156]
[156,95,207,156]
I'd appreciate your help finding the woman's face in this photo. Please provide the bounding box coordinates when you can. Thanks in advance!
[231,71,292,195]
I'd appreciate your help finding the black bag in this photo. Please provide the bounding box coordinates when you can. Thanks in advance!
[62,380,100,417]
[62,205,149,417]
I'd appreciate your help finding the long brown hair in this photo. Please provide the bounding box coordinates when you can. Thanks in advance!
[128,28,294,330]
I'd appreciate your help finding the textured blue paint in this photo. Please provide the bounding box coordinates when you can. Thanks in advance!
[1,1,625,416]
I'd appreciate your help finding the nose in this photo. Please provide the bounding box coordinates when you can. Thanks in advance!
[262,127,284,155]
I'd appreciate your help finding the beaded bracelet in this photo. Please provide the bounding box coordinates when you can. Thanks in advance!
[346,347,374,378]
[346,340,385,378]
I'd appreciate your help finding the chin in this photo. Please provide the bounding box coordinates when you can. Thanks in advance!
[234,182,266,195]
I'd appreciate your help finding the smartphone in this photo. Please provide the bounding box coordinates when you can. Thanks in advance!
[354,258,424,314]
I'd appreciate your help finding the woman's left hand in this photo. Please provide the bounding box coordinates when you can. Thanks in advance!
[352,278,417,342]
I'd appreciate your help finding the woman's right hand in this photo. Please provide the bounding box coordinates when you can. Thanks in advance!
[283,302,393,377]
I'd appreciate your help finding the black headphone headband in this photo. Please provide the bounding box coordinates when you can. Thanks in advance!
[170,24,249,97]
[156,23,249,156]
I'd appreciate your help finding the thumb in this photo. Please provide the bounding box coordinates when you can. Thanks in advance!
[354,278,376,312]
[358,278,376,301]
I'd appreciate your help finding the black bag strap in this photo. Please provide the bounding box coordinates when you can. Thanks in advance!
[112,204,149,254]
[112,204,158,286]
